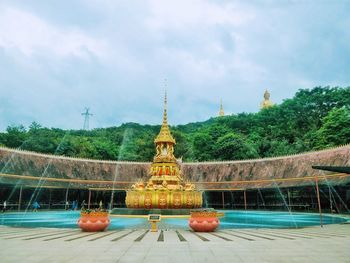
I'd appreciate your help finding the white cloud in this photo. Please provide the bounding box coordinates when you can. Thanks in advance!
[0,1,349,131]
[146,0,255,30]
[0,7,107,60]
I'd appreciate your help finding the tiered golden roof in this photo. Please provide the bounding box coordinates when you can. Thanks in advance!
[154,92,176,144]
[150,92,181,188]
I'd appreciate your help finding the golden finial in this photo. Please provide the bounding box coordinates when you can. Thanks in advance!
[163,88,168,126]
[260,89,274,109]
[154,86,176,144]
[218,99,225,116]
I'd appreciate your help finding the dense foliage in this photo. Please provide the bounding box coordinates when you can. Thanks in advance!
[0,87,349,162]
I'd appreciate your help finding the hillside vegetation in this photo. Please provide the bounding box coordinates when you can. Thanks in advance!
[1,86,349,162]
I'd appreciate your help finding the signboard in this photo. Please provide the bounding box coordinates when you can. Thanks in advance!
[148,214,161,222]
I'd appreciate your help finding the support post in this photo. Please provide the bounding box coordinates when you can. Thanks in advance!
[231,191,234,209]
[65,188,69,210]
[315,176,323,227]
[48,189,52,210]
[150,221,158,232]
[18,185,23,211]
[329,185,333,214]
[110,191,115,210]
[88,189,91,209]
[221,191,225,209]
[287,189,291,208]
[244,190,247,210]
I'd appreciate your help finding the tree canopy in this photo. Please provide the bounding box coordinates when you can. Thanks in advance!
[0,86,349,162]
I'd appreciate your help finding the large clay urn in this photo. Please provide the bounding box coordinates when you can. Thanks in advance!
[78,210,110,232]
[189,210,220,232]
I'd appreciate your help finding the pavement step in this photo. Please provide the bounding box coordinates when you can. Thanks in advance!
[175,230,187,241]
[157,230,164,242]
[134,230,149,242]
[189,230,210,241]
[111,230,136,242]
[88,230,122,241]
[1,226,350,243]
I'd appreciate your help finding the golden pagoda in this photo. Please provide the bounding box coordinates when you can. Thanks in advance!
[125,93,202,209]
[218,99,225,117]
[260,89,274,109]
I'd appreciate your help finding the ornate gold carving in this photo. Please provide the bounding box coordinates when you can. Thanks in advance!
[190,211,217,218]
[144,192,152,209]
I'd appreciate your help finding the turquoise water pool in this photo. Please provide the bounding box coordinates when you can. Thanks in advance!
[0,210,347,229]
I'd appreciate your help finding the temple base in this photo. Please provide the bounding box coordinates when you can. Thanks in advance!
[125,189,203,209]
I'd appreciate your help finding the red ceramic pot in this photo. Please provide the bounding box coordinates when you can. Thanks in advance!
[189,211,220,232]
[77,211,110,232]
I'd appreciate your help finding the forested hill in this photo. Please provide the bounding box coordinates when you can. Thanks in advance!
[1,86,349,162]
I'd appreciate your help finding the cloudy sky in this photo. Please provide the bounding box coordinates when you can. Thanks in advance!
[0,0,349,131]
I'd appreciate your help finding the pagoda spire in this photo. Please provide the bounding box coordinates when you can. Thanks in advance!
[163,90,168,126]
[154,90,176,144]
[218,99,225,116]
[125,89,202,210]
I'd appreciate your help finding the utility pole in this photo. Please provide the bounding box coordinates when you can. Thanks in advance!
[81,107,93,130]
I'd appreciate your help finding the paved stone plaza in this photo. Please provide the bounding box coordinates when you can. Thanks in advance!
[0,224,349,263]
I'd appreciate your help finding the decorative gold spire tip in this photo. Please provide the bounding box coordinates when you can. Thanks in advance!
[155,90,176,144]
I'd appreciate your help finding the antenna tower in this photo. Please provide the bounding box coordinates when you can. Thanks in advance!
[81,107,93,130]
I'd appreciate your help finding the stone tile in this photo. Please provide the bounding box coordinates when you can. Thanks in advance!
[0,225,350,263]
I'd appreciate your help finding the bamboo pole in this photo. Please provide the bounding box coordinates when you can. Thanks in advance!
[315,176,323,227]
[222,191,225,209]
[18,185,23,211]
[329,185,333,214]
[88,190,91,209]
[48,189,52,210]
[287,189,291,208]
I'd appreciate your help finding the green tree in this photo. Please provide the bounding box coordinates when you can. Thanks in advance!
[315,107,350,148]
[1,125,27,148]
[192,132,215,161]
[214,132,258,160]
[24,128,61,153]
[172,130,192,161]
[29,121,42,131]
[71,137,97,158]
[0,86,349,161]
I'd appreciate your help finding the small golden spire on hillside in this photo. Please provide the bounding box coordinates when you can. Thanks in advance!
[218,99,225,116]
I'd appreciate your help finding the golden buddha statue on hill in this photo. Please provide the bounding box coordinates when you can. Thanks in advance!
[260,89,274,109]
[125,93,202,209]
